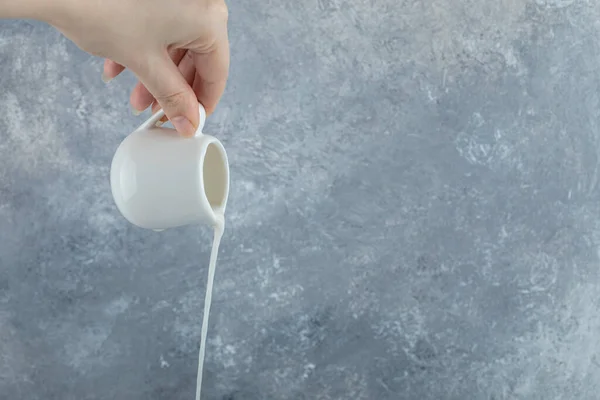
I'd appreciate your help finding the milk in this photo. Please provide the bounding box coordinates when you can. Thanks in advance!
[195,213,225,400]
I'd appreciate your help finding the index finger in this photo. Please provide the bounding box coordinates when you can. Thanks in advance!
[191,29,230,115]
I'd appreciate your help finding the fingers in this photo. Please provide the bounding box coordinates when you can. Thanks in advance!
[152,49,198,124]
[148,36,229,125]
[191,29,230,115]
[102,59,125,83]
[130,48,188,114]
[130,49,199,137]
[178,51,199,93]
[129,82,156,114]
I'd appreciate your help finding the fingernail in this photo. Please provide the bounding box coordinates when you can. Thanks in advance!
[156,115,168,127]
[171,116,195,137]
[101,73,113,83]
[131,106,142,116]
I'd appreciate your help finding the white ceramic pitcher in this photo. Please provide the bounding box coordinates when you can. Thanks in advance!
[110,104,229,230]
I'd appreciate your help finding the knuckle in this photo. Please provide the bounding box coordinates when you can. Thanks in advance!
[155,90,188,110]
[208,0,229,22]
[218,4,229,22]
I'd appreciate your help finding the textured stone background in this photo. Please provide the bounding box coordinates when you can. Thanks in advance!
[2,1,600,399]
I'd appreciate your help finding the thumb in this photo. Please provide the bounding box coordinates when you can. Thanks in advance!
[132,51,199,137]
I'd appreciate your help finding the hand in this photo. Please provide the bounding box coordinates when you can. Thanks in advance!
[49,0,230,137]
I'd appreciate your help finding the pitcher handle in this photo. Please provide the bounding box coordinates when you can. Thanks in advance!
[135,103,207,136]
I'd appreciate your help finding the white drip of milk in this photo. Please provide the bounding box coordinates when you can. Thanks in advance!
[195,213,225,400]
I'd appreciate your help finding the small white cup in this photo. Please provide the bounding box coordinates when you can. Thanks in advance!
[110,104,229,230]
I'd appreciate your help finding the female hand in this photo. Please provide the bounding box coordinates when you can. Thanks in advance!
[47,0,230,136]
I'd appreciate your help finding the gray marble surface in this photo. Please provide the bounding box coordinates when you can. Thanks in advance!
[1,1,600,399]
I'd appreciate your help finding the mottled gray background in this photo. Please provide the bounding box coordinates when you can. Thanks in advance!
[1,0,600,399]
